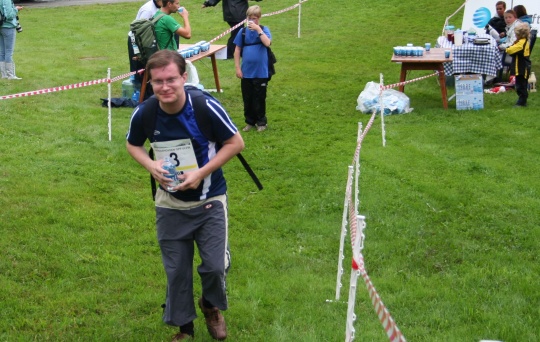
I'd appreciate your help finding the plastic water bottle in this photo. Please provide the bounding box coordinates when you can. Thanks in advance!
[132,90,140,102]
[178,7,184,13]
[122,78,134,98]
[162,157,180,192]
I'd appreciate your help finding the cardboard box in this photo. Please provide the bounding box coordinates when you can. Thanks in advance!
[456,94,484,110]
[455,74,484,110]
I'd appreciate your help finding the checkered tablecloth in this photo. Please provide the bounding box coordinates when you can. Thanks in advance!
[437,34,503,77]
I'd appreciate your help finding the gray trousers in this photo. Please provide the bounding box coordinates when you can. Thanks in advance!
[155,190,230,327]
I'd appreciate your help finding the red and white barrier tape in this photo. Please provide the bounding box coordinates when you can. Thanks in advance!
[345,107,407,341]
[109,69,143,83]
[208,0,308,44]
[352,256,406,342]
[0,69,148,101]
[350,110,377,167]
[380,71,439,91]
[0,77,109,100]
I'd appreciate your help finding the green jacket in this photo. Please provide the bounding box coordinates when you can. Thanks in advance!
[1,0,19,29]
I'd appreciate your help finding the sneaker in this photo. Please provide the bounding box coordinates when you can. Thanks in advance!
[198,298,227,340]
[256,125,267,132]
[242,124,254,132]
[171,332,193,341]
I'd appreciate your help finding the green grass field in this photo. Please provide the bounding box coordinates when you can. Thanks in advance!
[1,0,539,341]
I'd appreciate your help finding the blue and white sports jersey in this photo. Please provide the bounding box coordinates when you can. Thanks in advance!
[127,92,238,201]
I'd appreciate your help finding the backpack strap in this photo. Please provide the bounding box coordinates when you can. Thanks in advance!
[185,86,264,191]
[151,13,167,24]
[140,96,160,200]
[140,87,263,200]
[185,86,217,142]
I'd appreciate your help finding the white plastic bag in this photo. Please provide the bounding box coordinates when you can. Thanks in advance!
[356,81,413,115]
[185,60,200,87]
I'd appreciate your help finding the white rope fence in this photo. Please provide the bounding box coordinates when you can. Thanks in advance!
[334,111,407,342]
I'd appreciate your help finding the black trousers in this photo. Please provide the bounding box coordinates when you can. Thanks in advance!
[127,36,145,84]
[515,75,528,106]
[241,78,268,126]
[127,36,155,100]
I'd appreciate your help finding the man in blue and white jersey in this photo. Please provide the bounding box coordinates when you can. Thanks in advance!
[126,50,244,341]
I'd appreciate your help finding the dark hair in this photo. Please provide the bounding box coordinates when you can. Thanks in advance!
[513,5,527,18]
[146,50,186,77]
[495,1,506,9]
[161,0,176,7]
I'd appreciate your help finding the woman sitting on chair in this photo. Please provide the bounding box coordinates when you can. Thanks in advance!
[498,10,522,51]
[513,5,532,28]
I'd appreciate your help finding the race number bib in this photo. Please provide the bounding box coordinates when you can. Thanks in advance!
[151,139,199,174]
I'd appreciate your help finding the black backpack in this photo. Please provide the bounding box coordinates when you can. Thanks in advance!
[140,86,263,199]
[241,26,276,80]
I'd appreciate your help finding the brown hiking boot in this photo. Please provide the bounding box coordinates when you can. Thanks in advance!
[198,298,227,340]
[171,332,193,341]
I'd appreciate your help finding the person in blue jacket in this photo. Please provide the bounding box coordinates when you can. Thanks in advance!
[202,0,255,59]
[0,0,24,79]
[233,5,272,132]
[513,5,532,28]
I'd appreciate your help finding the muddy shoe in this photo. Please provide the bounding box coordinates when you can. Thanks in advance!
[198,298,227,340]
[171,332,193,341]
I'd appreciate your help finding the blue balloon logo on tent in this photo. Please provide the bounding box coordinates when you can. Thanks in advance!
[473,7,491,28]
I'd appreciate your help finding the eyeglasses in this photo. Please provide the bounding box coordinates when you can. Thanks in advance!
[149,77,181,87]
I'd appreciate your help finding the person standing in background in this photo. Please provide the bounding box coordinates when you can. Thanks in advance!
[154,0,191,50]
[506,23,531,107]
[0,0,24,80]
[487,1,507,38]
[128,0,163,87]
[234,5,272,132]
[136,0,162,19]
[202,0,255,59]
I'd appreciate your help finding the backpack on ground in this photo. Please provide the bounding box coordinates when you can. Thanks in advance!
[241,26,277,80]
[129,13,166,65]
[140,86,263,200]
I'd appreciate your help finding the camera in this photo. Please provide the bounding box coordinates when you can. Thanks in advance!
[16,16,22,33]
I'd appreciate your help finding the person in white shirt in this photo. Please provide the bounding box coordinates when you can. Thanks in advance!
[136,0,162,20]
